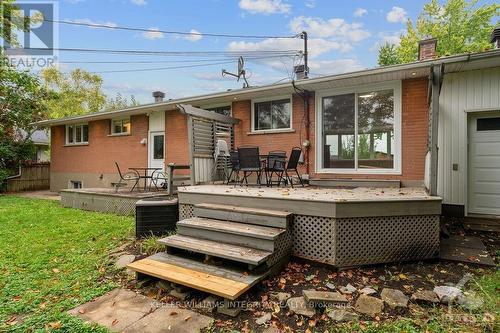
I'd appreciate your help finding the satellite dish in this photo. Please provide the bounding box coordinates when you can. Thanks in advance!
[221,56,250,88]
[238,56,244,75]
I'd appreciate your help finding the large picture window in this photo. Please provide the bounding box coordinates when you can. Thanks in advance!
[66,124,89,145]
[253,98,291,131]
[319,83,400,173]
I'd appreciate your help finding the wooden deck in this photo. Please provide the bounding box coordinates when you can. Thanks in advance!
[60,188,172,215]
[179,185,442,218]
[177,185,442,268]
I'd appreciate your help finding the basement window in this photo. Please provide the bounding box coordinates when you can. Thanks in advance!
[111,118,131,135]
[69,180,82,189]
[66,124,89,145]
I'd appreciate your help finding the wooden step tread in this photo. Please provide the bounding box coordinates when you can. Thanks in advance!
[158,234,272,266]
[194,203,292,218]
[177,217,285,240]
[127,253,268,300]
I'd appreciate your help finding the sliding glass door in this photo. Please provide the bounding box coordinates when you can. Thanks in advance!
[318,82,400,173]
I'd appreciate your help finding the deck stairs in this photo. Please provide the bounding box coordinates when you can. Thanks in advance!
[128,203,293,300]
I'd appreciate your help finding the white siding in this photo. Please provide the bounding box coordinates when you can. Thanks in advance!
[438,67,500,207]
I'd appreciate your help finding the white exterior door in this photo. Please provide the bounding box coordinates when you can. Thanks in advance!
[148,111,165,173]
[468,114,500,216]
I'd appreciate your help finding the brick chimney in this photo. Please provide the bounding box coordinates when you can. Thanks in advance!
[418,38,437,61]
[491,26,500,49]
[152,91,165,102]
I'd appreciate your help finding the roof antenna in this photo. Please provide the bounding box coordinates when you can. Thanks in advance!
[222,56,250,88]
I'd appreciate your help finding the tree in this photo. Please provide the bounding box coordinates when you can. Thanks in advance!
[378,0,500,66]
[377,43,400,67]
[104,93,140,111]
[40,67,106,118]
[0,65,52,189]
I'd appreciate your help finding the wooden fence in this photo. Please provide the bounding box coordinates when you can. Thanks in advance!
[6,163,50,192]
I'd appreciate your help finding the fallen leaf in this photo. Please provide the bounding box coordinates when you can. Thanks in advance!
[399,273,408,280]
[170,311,178,316]
[49,321,62,329]
[52,268,60,273]
[184,315,191,321]
[111,319,118,326]
[305,274,316,281]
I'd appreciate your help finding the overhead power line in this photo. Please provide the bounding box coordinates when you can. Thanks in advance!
[24,47,301,57]
[84,60,237,74]
[58,54,295,64]
[45,19,300,39]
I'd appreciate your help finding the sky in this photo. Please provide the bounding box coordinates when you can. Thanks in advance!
[31,0,495,103]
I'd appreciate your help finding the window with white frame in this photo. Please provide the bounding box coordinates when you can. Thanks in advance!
[206,105,232,117]
[111,118,131,135]
[253,98,291,131]
[66,124,89,145]
[318,83,400,172]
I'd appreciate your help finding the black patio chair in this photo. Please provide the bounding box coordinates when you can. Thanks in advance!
[279,147,304,188]
[265,150,286,187]
[114,162,140,192]
[226,150,241,185]
[238,146,264,186]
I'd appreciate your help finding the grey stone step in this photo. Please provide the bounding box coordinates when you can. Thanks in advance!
[158,234,272,266]
[177,217,285,251]
[193,203,292,229]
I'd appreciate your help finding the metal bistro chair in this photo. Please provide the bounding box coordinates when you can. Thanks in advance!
[151,170,168,190]
[114,162,140,192]
[226,150,241,185]
[238,146,264,186]
[265,150,287,187]
[280,147,304,188]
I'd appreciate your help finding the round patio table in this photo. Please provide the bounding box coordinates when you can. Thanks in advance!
[129,167,162,191]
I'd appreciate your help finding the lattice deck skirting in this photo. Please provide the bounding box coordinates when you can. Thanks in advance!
[179,203,440,267]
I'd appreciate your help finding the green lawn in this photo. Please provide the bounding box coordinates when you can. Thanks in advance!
[0,196,134,332]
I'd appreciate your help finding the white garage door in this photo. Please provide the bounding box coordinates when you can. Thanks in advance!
[468,114,500,216]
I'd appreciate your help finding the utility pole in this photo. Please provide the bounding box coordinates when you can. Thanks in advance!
[301,31,309,78]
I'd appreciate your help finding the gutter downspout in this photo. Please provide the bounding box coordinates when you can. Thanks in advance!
[6,165,22,180]
[429,63,444,196]
[292,80,311,175]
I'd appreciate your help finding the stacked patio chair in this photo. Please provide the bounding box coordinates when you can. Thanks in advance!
[238,146,264,186]
[213,139,231,182]
[114,162,140,192]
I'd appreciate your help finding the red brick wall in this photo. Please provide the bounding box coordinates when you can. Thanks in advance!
[51,78,429,183]
[232,94,311,173]
[51,114,148,174]
[311,78,429,181]
[165,110,190,174]
[231,78,429,182]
